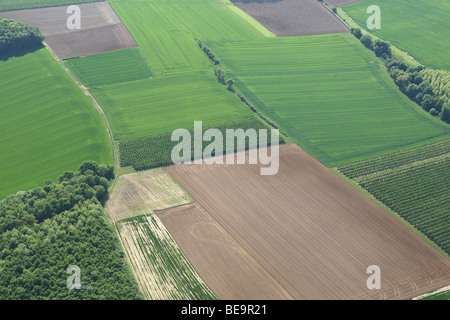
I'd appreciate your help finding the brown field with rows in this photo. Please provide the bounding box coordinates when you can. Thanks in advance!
[0,1,136,59]
[162,143,450,299]
[230,0,349,36]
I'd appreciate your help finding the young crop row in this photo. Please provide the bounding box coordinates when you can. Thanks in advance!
[338,139,450,179]
[119,116,284,171]
[358,155,450,255]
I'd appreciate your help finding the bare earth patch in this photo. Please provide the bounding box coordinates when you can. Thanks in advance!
[106,168,193,223]
[231,0,349,36]
[164,143,450,299]
[0,1,136,59]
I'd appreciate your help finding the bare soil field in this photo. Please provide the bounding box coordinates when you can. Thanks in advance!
[164,143,450,299]
[0,1,136,59]
[106,168,193,223]
[325,0,365,7]
[231,0,349,36]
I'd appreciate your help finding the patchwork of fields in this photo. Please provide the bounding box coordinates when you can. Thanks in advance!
[209,34,450,166]
[344,0,450,70]
[1,0,449,302]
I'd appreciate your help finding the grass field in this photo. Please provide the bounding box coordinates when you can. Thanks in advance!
[0,48,112,200]
[117,214,216,300]
[109,0,271,76]
[0,0,102,11]
[65,48,151,87]
[344,0,450,70]
[91,70,254,141]
[208,34,450,166]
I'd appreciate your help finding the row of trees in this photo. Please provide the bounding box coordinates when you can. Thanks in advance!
[351,28,450,123]
[0,19,45,58]
[0,162,142,299]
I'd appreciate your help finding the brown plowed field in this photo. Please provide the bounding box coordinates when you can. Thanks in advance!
[231,0,349,36]
[163,143,450,299]
[0,1,136,59]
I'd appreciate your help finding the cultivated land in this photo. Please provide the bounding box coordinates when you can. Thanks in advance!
[116,214,215,300]
[209,34,450,166]
[0,48,112,200]
[164,144,450,300]
[344,0,450,70]
[339,140,450,256]
[65,48,151,87]
[326,0,364,7]
[231,0,349,36]
[0,2,137,59]
[0,0,102,12]
[106,168,193,222]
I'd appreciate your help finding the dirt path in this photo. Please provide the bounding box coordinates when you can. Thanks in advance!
[43,41,120,168]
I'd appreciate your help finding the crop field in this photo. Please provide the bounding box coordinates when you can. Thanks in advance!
[117,214,216,300]
[118,116,283,171]
[106,168,193,222]
[208,34,450,166]
[344,0,450,70]
[326,0,364,7]
[164,143,450,299]
[230,0,349,36]
[90,71,254,141]
[0,0,102,11]
[339,142,450,256]
[65,48,151,87]
[109,0,271,75]
[414,286,450,300]
[1,2,137,59]
[0,48,112,200]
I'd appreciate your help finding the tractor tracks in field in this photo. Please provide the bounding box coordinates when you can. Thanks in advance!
[43,41,120,169]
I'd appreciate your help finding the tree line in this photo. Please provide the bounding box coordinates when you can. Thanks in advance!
[0,18,45,58]
[351,28,450,123]
[0,162,142,299]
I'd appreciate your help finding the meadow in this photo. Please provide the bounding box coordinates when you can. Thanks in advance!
[0,48,112,200]
[0,0,101,11]
[209,34,450,166]
[65,48,152,87]
[344,0,450,70]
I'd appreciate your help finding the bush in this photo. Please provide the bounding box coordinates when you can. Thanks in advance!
[351,28,363,39]
[0,19,45,58]
[360,34,372,49]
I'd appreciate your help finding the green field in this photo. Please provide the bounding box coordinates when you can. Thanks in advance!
[91,70,254,141]
[109,0,270,76]
[0,48,112,200]
[208,34,450,166]
[0,0,102,11]
[65,48,152,87]
[344,0,450,70]
[340,151,450,256]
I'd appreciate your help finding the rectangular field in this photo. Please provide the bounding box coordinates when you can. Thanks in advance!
[164,143,450,300]
[0,2,137,59]
[231,0,349,36]
[0,0,103,12]
[209,34,450,166]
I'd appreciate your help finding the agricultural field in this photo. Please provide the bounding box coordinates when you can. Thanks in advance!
[0,0,102,11]
[165,143,450,299]
[339,141,450,256]
[208,34,450,166]
[0,48,112,200]
[343,0,450,70]
[109,0,271,75]
[1,2,137,59]
[116,214,215,300]
[106,168,193,222]
[414,286,450,300]
[65,48,151,87]
[231,0,349,36]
